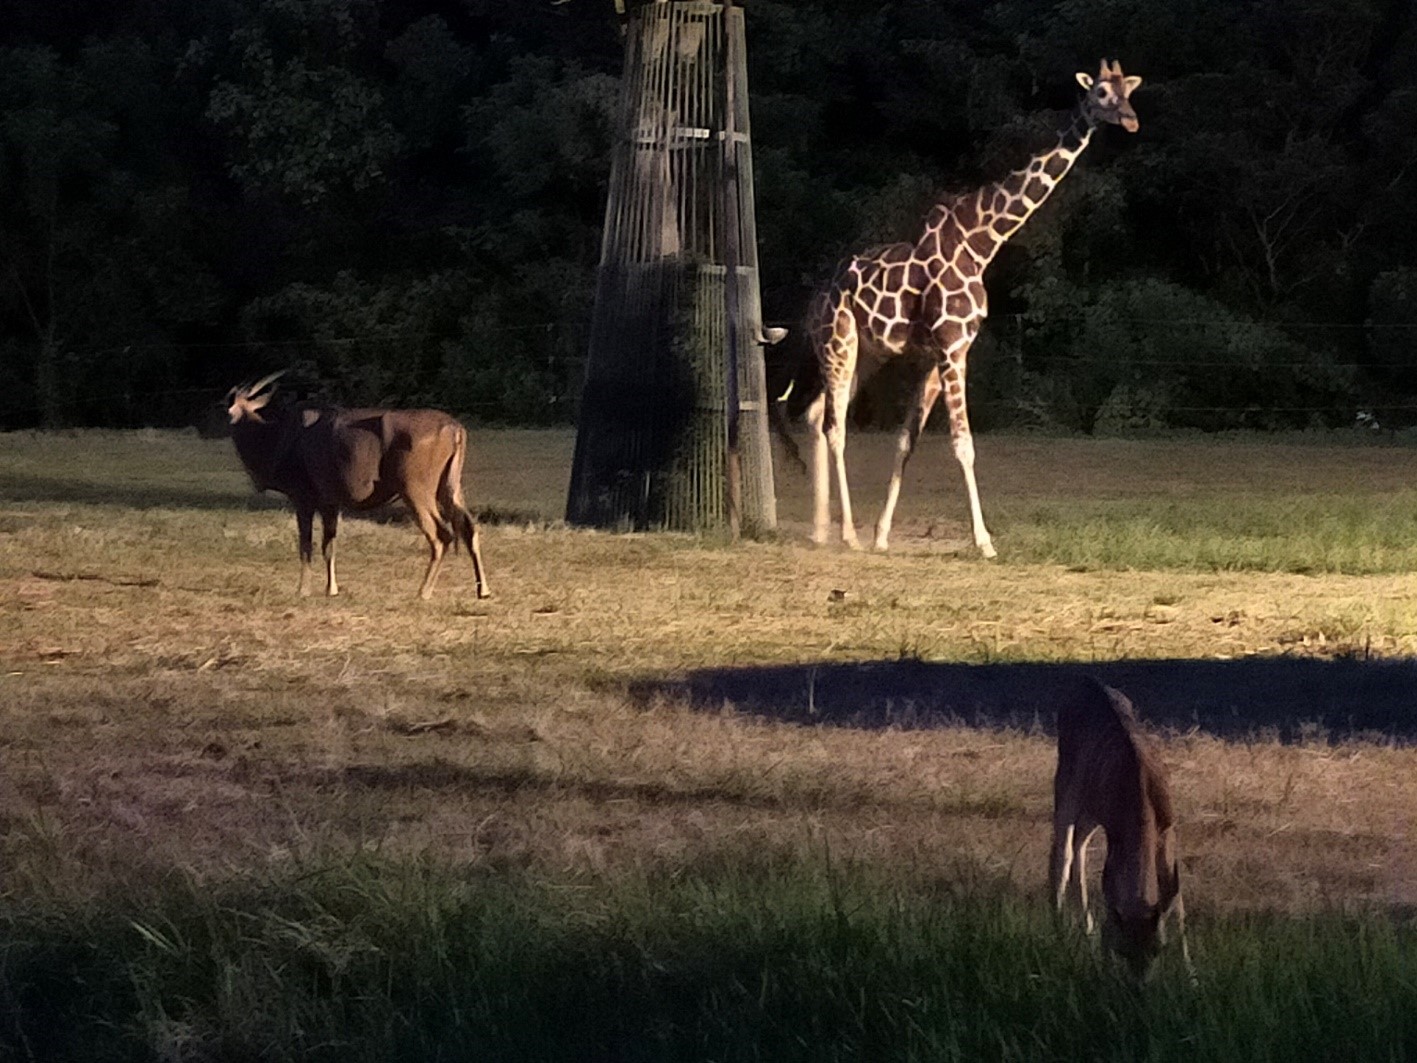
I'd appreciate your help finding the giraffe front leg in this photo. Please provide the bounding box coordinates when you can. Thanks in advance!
[955,432,997,559]
[875,367,942,551]
[938,351,996,559]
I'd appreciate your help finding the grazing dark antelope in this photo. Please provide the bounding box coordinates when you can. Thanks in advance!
[226,372,490,601]
[1050,677,1191,979]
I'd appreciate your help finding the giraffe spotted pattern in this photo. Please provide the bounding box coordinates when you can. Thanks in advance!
[800,60,1142,554]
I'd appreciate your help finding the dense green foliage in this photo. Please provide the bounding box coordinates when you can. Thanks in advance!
[2,856,1413,1061]
[1,0,1414,430]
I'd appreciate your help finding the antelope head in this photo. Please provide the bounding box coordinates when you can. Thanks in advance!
[1076,59,1142,134]
[1101,852,1181,979]
[227,371,287,425]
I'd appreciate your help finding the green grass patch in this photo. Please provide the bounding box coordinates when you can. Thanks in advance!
[3,857,1413,1062]
[996,492,1417,574]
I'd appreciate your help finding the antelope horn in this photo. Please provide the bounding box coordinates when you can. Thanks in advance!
[246,370,287,396]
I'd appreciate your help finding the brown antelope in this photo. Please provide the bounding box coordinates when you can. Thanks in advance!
[1050,677,1192,979]
[226,372,490,601]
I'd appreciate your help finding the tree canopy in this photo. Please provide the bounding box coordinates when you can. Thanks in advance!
[1,0,1414,431]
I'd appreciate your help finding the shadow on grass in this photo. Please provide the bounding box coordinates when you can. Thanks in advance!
[631,656,1417,743]
[0,471,551,527]
[0,474,549,534]
[0,470,273,511]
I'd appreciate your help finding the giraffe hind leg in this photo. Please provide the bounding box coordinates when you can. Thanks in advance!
[823,383,860,550]
[875,365,942,551]
[807,393,831,545]
[820,309,860,549]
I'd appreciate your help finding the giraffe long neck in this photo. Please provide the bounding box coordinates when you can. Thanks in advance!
[946,104,1095,269]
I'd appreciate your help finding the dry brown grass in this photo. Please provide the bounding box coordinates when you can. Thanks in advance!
[2,428,1417,918]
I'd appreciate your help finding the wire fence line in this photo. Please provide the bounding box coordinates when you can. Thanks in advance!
[4,314,1417,428]
[38,313,1417,357]
[49,321,567,356]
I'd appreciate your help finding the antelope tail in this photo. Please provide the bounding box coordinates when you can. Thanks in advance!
[438,424,469,552]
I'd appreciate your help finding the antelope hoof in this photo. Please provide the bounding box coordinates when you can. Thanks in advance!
[979,541,997,560]
[843,534,863,552]
[475,586,492,600]
[873,529,891,551]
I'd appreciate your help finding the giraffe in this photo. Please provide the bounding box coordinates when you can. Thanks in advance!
[802,60,1142,555]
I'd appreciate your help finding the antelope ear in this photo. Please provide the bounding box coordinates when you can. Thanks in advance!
[1076,72,1094,90]
[1123,75,1143,94]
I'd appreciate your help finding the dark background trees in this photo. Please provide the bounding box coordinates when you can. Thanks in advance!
[1,0,1413,432]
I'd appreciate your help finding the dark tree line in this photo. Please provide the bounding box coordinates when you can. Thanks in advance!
[1,0,1415,431]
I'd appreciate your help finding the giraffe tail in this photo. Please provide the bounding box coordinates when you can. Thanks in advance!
[765,339,820,477]
[769,389,809,475]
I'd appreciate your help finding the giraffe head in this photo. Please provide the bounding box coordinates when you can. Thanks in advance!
[1075,59,1142,133]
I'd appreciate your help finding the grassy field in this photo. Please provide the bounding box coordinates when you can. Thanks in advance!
[3,426,1417,1060]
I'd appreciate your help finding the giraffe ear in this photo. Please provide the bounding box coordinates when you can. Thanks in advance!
[1123,75,1143,94]
[1075,72,1094,90]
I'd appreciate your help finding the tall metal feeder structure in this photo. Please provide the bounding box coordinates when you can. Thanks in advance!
[566,0,777,535]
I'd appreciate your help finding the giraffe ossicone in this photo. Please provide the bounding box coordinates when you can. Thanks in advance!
[798,60,1142,555]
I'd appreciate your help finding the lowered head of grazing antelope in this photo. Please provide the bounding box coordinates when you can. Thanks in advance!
[1050,676,1191,980]
[226,371,490,601]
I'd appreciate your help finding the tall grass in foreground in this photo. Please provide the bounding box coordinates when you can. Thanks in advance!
[2,857,1411,1062]
[998,491,1417,574]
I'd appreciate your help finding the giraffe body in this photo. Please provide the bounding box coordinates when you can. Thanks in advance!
[801,61,1142,554]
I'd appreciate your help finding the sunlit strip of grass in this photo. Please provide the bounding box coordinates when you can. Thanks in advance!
[1,856,1413,1062]
[997,492,1417,574]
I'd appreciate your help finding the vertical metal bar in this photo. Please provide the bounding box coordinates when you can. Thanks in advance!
[720,1,743,539]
